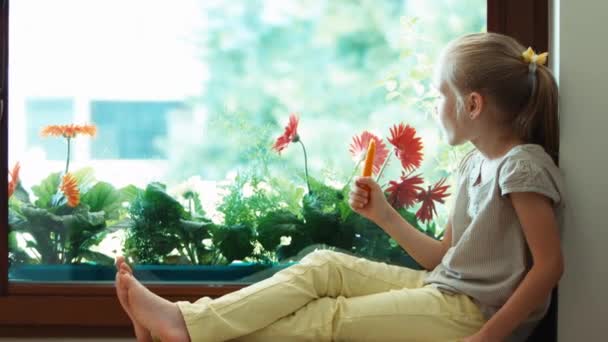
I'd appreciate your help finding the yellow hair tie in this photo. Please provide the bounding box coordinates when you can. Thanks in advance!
[522,47,548,66]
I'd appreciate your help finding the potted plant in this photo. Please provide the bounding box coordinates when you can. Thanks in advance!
[8,124,128,281]
[122,180,272,282]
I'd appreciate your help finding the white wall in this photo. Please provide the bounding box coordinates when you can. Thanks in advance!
[556,0,608,340]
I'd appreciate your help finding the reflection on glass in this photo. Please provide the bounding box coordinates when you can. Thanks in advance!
[8,0,485,283]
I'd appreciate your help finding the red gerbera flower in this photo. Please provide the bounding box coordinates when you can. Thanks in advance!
[387,123,423,172]
[416,178,450,223]
[8,162,20,198]
[349,131,389,175]
[386,173,424,209]
[272,114,300,154]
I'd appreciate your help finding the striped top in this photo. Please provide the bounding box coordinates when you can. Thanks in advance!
[424,144,565,324]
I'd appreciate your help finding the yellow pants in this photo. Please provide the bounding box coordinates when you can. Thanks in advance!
[177,249,486,341]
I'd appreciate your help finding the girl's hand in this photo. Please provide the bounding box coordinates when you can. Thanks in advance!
[349,176,392,224]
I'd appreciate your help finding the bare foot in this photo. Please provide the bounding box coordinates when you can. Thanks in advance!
[115,257,153,342]
[120,271,191,342]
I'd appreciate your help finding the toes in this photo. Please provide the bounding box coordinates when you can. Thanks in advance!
[116,255,124,265]
[120,262,133,275]
[118,271,133,290]
[116,255,134,275]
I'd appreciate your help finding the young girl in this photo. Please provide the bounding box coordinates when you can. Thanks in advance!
[115,32,565,342]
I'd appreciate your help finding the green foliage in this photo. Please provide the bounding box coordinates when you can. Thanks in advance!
[31,172,61,209]
[125,182,217,265]
[8,168,124,265]
[217,172,279,227]
[256,210,303,251]
[80,181,124,221]
[175,219,216,265]
[10,204,109,264]
[213,224,255,263]
[9,2,480,268]
[125,183,185,264]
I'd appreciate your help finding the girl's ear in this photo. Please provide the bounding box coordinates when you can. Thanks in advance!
[467,91,484,120]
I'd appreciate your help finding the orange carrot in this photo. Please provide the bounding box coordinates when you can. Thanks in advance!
[362,139,376,177]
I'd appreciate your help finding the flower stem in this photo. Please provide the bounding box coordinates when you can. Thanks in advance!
[344,157,364,189]
[375,153,392,183]
[65,137,72,174]
[298,140,312,194]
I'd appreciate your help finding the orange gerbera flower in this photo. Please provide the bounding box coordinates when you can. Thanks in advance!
[8,162,21,198]
[60,173,80,207]
[349,131,389,175]
[416,178,450,223]
[386,173,424,209]
[272,114,300,154]
[387,123,423,172]
[41,124,97,139]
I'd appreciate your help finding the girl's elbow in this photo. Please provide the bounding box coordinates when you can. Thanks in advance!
[533,253,564,282]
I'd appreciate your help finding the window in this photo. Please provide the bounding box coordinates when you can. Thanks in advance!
[26,98,74,160]
[91,100,177,159]
[1,0,549,337]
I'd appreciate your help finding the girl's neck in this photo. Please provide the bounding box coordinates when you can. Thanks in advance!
[471,132,524,161]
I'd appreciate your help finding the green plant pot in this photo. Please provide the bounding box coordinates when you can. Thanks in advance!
[8,263,281,283]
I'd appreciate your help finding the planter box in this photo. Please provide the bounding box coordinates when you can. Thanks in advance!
[8,263,292,283]
[8,254,422,283]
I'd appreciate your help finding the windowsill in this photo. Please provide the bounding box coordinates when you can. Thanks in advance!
[0,282,244,337]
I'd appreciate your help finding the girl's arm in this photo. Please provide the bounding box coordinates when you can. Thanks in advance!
[350,176,451,270]
[474,192,564,341]
[380,205,452,270]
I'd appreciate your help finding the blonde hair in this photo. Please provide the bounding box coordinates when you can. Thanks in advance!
[441,32,559,163]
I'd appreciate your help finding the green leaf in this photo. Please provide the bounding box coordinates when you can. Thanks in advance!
[426,222,437,238]
[124,182,184,264]
[20,205,65,234]
[257,210,303,251]
[72,167,96,193]
[213,224,254,262]
[62,208,107,263]
[17,205,65,263]
[62,209,106,228]
[217,172,278,227]
[31,172,61,209]
[80,182,123,220]
[13,182,31,204]
[276,232,313,261]
[79,250,114,265]
[8,207,25,229]
[8,231,19,250]
[301,193,342,245]
[8,231,32,265]
[119,184,143,203]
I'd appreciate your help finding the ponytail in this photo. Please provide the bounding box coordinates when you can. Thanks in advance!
[515,65,560,164]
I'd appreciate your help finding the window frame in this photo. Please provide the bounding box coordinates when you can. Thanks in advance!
[0,0,550,337]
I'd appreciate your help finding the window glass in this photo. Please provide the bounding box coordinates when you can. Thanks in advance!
[8,0,485,284]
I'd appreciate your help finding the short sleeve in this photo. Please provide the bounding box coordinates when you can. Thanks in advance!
[499,158,561,205]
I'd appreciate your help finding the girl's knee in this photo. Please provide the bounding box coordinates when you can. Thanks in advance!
[302,249,338,264]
